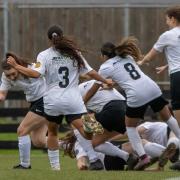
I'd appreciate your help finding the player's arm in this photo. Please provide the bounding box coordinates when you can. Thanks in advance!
[86,70,114,87]
[7,56,41,78]
[138,48,159,66]
[83,82,101,104]
[0,90,8,102]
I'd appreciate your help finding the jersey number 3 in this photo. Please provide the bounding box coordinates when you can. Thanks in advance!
[124,63,141,80]
[58,67,69,88]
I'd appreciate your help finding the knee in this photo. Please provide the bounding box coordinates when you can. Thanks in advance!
[17,126,27,136]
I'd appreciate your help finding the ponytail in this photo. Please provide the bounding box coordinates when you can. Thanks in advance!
[47,25,85,69]
[115,37,142,61]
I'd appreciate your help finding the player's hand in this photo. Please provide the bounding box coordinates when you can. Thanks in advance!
[7,56,18,68]
[105,79,115,88]
[155,65,168,74]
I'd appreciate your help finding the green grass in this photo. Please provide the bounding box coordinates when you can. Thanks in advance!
[0,150,180,180]
[0,133,66,141]
[0,133,18,141]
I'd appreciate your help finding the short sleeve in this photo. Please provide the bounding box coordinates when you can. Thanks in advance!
[79,53,93,75]
[95,65,112,84]
[0,73,12,91]
[32,53,47,76]
[153,32,171,52]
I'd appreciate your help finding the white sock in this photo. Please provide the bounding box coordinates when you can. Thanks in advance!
[144,142,165,158]
[18,135,31,167]
[126,127,146,157]
[167,137,179,149]
[48,149,60,170]
[166,116,180,140]
[94,142,129,161]
[74,129,98,163]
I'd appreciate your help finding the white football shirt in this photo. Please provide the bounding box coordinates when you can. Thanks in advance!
[34,47,92,115]
[0,64,46,102]
[153,26,180,74]
[79,80,125,113]
[137,122,168,146]
[98,56,162,107]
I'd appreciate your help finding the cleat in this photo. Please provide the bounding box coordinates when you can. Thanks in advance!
[158,143,176,168]
[126,153,138,170]
[13,164,31,169]
[134,155,151,170]
[52,166,60,171]
[170,160,180,171]
[169,148,179,163]
[89,159,104,170]
[82,114,104,134]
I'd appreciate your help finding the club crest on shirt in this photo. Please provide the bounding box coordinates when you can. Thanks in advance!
[35,62,41,68]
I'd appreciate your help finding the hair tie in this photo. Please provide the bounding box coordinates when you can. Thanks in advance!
[52,32,58,38]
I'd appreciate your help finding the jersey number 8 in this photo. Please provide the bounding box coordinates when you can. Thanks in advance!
[124,63,141,80]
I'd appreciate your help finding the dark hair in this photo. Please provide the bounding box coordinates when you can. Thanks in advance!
[1,60,11,70]
[166,6,180,23]
[115,36,142,61]
[47,25,85,69]
[47,25,63,40]
[60,130,76,158]
[101,42,116,58]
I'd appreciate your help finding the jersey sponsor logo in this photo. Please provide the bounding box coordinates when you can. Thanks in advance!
[35,62,41,68]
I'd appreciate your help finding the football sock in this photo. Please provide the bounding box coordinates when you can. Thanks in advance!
[18,135,31,167]
[167,116,180,140]
[48,149,60,170]
[144,142,165,158]
[94,142,129,161]
[126,127,146,157]
[74,129,98,163]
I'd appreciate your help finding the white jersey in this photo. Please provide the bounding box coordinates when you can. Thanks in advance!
[79,80,125,113]
[34,47,92,115]
[137,122,168,146]
[98,56,162,107]
[0,64,46,102]
[153,26,180,74]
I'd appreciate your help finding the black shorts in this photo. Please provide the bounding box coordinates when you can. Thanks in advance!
[44,113,84,124]
[29,97,44,117]
[95,100,126,134]
[170,71,180,110]
[126,95,168,119]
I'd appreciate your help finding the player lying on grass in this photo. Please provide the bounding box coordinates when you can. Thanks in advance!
[112,121,179,170]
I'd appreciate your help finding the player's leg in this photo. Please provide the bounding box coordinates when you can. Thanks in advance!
[14,111,47,169]
[69,115,104,170]
[30,122,48,148]
[167,132,180,163]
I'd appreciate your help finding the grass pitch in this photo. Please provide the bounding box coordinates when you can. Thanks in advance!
[0,150,180,180]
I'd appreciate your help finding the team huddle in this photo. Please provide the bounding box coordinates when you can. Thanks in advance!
[0,5,180,171]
